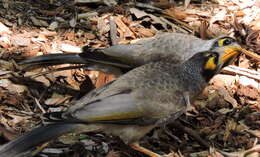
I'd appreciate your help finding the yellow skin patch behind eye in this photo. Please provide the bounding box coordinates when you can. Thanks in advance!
[218,39,225,47]
[204,56,217,70]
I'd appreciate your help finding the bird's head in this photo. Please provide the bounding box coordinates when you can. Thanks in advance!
[210,37,242,65]
[189,49,240,82]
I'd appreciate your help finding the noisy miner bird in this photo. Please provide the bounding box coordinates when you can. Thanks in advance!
[0,48,240,157]
[19,33,242,76]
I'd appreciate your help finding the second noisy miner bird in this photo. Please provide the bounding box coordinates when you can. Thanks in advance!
[0,48,240,157]
[20,33,242,76]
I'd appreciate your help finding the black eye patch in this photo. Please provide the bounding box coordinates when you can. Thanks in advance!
[211,37,236,49]
[223,38,234,46]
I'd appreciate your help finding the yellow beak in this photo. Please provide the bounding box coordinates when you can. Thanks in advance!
[220,46,241,62]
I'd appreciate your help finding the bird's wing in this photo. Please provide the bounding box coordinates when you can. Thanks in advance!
[103,32,203,65]
[66,88,188,126]
[65,87,160,125]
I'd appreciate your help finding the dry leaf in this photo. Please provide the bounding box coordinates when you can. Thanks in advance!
[137,27,156,37]
[115,17,135,39]
[95,72,114,87]
[163,8,188,20]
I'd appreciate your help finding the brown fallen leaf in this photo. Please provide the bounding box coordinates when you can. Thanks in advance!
[199,20,210,40]
[37,6,64,16]
[163,8,188,21]
[151,0,176,9]
[137,27,156,37]
[95,72,114,88]
[85,32,96,40]
[115,16,135,39]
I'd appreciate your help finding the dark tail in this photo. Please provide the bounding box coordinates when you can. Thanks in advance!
[19,47,132,71]
[19,53,87,70]
[0,123,77,157]
[79,46,132,68]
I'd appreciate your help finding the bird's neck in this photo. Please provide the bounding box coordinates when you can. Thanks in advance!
[180,59,217,97]
[201,69,218,82]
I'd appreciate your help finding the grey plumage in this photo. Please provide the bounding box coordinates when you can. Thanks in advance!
[19,33,239,76]
[0,50,239,157]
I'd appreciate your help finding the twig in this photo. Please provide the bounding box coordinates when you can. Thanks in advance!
[161,15,194,33]
[31,142,50,157]
[109,16,118,45]
[217,144,260,157]
[130,2,162,11]
[159,17,189,34]
[170,120,209,148]
[222,65,260,81]
[184,0,191,8]
[241,49,260,62]
[34,98,46,113]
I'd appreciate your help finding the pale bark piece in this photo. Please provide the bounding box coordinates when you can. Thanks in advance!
[237,76,259,99]
[222,65,260,81]
[60,43,81,53]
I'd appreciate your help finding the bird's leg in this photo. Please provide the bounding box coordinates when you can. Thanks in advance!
[130,142,163,157]
[182,91,198,114]
[182,92,191,110]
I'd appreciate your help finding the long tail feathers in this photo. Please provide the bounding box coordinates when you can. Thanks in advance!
[19,53,87,70]
[0,124,77,157]
[19,47,132,71]
[79,46,132,68]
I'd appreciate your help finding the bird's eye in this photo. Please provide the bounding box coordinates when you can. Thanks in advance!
[215,37,235,47]
[222,38,235,46]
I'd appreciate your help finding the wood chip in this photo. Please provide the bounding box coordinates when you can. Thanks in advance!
[222,65,260,81]
[163,8,188,20]
[115,16,135,39]
[241,49,260,62]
